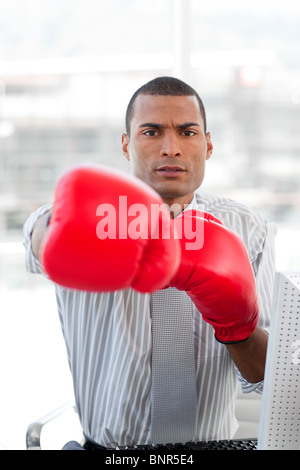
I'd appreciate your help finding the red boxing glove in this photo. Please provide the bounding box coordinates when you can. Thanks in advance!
[41,164,180,293]
[169,210,259,343]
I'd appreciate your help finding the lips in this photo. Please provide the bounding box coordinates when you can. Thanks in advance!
[156,165,186,177]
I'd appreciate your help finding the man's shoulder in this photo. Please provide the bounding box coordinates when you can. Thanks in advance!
[195,190,264,224]
[195,191,268,258]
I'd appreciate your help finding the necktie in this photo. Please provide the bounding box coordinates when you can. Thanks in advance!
[150,287,197,445]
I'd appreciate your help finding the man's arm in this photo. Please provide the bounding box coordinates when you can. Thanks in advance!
[31,210,51,261]
[169,211,259,345]
[34,165,180,293]
[226,325,268,384]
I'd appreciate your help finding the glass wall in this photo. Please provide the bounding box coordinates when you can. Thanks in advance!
[0,0,299,449]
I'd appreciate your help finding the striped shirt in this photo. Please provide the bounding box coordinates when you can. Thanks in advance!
[23,190,275,447]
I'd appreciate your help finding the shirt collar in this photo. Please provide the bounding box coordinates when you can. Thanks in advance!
[182,194,197,212]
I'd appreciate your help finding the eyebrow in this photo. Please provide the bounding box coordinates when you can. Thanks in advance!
[178,122,200,130]
[139,122,163,129]
[139,122,200,129]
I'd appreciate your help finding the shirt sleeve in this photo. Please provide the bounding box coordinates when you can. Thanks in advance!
[23,203,52,276]
[237,222,276,394]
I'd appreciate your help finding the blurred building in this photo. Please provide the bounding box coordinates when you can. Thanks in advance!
[1,60,299,237]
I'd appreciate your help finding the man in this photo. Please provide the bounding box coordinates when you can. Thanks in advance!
[24,76,275,448]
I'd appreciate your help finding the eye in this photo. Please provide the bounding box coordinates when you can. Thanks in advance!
[180,130,197,136]
[143,130,159,136]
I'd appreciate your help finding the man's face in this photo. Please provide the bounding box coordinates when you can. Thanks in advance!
[122,94,213,208]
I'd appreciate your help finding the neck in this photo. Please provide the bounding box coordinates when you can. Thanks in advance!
[162,195,194,219]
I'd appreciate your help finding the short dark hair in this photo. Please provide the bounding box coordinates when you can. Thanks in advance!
[125,76,207,136]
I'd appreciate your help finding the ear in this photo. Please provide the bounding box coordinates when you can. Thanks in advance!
[122,133,130,161]
[205,132,213,161]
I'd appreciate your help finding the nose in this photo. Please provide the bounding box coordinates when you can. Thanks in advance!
[160,132,182,158]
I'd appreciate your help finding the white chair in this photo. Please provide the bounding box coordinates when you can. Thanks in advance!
[233,383,263,439]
